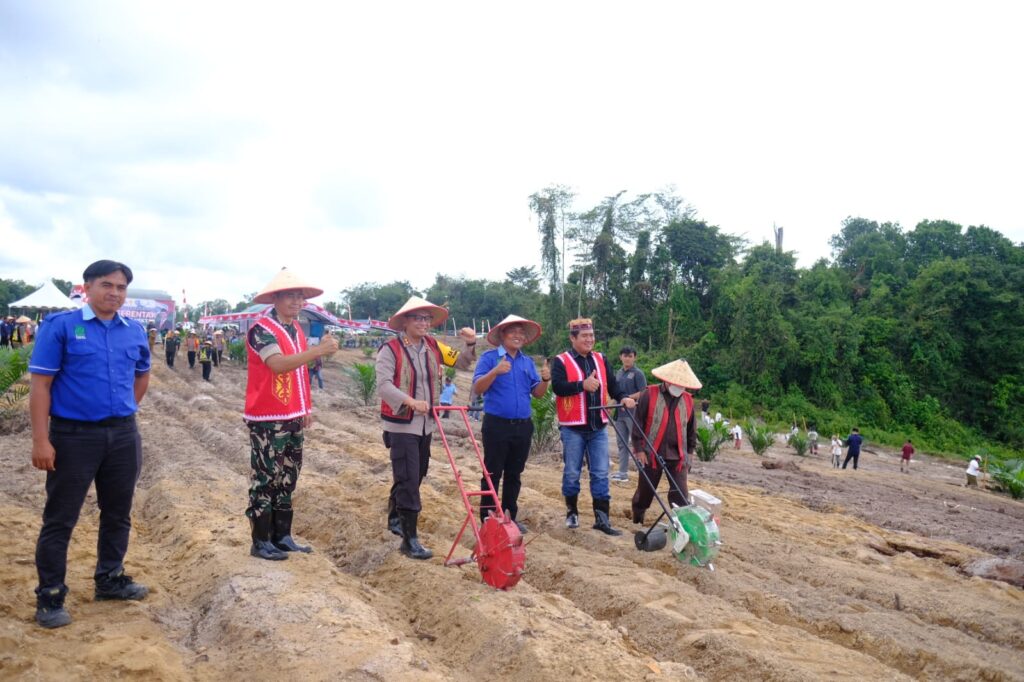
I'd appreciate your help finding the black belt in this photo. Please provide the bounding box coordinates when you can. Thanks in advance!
[483,414,532,425]
[51,415,136,428]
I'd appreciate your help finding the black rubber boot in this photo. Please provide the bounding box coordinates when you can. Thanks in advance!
[399,510,433,560]
[565,495,579,529]
[250,514,288,561]
[272,509,312,553]
[387,498,402,536]
[35,584,71,629]
[593,499,623,536]
[95,568,149,601]
[632,508,645,525]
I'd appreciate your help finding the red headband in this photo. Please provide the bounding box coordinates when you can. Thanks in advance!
[570,323,593,332]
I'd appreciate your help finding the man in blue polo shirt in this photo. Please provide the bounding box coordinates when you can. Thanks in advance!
[28,260,151,629]
[472,314,551,533]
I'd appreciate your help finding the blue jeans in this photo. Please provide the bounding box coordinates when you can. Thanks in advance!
[559,426,610,501]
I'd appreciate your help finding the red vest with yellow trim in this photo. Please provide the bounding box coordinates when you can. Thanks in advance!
[380,335,444,423]
[556,351,610,426]
[244,315,311,422]
[642,385,693,470]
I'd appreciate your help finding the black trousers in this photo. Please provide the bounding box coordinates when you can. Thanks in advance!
[842,451,860,470]
[201,361,212,380]
[480,415,534,522]
[36,417,142,589]
[165,350,175,368]
[387,432,432,513]
[187,351,196,368]
[631,460,688,522]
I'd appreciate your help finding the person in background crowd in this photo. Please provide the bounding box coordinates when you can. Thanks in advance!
[198,340,215,381]
[842,428,863,470]
[187,332,199,369]
[164,330,180,368]
[611,346,647,483]
[965,455,982,487]
[900,439,914,473]
[439,376,457,418]
[308,354,324,390]
[213,330,225,366]
[0,316,12,348]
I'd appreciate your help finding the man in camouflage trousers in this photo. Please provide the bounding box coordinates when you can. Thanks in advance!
[247,420,303,515]
[243,269,338,561]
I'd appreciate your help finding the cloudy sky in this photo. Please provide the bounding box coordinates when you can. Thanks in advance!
[1,1,1021,307]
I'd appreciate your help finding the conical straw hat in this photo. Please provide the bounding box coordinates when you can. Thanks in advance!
[651,359,702,389]
[253,268,324,304]
[486,314,542,346]
[15,315,32,323]
[387,296,449,331]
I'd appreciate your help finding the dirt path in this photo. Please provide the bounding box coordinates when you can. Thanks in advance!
[1,348,1022,681]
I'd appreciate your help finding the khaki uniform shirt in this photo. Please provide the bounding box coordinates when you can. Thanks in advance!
[376,335,476,435]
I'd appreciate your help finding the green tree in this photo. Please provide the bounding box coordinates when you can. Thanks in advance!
[343,281,415,321]
[529,185,575,297]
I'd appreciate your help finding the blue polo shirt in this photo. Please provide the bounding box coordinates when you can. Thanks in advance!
[29,305,151,421]
[473,348,541,419]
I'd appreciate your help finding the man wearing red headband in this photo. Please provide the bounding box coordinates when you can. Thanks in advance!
[550,318,635,536]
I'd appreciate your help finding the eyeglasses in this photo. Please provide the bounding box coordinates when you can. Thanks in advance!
[406,314,433,322]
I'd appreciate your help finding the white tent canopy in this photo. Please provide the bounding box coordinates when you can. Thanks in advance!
[8,280,78,311]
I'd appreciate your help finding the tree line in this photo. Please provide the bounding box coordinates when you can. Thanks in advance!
[337,188,1024,456]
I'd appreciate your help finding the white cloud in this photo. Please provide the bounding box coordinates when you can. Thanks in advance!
[1,0,1021,306]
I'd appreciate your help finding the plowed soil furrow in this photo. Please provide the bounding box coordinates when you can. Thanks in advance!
[1,348,1022,682]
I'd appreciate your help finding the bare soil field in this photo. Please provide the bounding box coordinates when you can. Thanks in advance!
[2,346,1022,681]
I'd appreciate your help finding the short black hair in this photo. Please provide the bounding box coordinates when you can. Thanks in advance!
[83,260,133,284]
[619,346,637,356]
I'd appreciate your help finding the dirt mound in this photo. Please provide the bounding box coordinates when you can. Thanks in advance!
[2,348,1022,681]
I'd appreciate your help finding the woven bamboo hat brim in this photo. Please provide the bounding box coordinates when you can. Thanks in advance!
[387,296,449,331]
[651,359,702,390]
[486,314,542,347]
[253,268,324,304]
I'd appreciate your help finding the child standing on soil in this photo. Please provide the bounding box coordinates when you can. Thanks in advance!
[439,376,457,418]
[199,341,214,381]
[830,435,842,468]
[308,355,324,390]
[900,440,914,473]
[808,428,819,455]
[731,422,743,449]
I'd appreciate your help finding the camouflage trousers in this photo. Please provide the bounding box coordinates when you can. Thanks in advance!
[245,419,304,519]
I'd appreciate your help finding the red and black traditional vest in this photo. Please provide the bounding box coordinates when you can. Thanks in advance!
[642,385,693,471]
[244,315,311,422]
[380,335,445,423]
[556,351,610,426]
